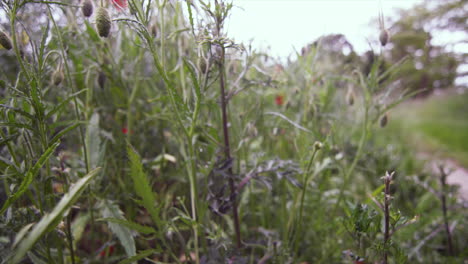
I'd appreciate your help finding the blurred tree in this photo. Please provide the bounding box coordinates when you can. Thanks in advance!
[383,0,466,94]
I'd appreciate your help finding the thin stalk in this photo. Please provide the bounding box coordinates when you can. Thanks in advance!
[292,146,319,253]
[218,43,241,248]
[383,173,391,264]
[333,106,368,215]
[439,166,454,256]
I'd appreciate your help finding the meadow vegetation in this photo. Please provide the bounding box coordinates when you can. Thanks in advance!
[0,0,466,263]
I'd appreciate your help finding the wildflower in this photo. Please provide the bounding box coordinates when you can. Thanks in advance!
[122,127,128,134]
[111,0,127,10]
[99,245,115,257]
[0,30,12,50]
[275,95,284,106]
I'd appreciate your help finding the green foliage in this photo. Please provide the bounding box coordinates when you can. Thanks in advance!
[0,1,466,263]
[9,168,101,264]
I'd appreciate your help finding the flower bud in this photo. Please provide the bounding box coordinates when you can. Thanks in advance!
[82,0,93,17]
[346,87,355,106]
[96,7,111,38]
[0,30,13,50]
[199,58,209,74]
[379,29,389,47]
[313,141,323,151]
[52,67,64,85]
[98,71,106,89]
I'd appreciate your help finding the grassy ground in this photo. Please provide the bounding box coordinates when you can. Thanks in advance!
[389,91,468,167]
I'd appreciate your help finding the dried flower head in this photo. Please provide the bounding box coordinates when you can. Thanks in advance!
[0,30,13,50]
[82,0,93,17]
[96,7,111,38]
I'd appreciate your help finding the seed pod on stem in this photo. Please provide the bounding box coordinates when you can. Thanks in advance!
[96,7,111,38]
[98,71,106,89]
[0,30,13,50]
[346,86,355,106]
[380,112,388,127]
[52,65,64,85]
[82,0,93,17]
[379,29,389,47]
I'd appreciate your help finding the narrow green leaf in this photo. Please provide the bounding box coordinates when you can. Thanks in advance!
[0,122,33,131]
[0,104,35,120]
[118,249,158,264]
[185,0,195,35]
[127,144,160,226]
[98,218,156,235]
[49,122,79,145]
[0,141,60,214]
[45,90,86,119]
[10,168,101,264]
[183,59,201,98]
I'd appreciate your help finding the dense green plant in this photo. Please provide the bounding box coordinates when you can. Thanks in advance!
[0,0,466,263]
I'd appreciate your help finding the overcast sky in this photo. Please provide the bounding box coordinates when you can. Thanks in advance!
[226,0,425,60]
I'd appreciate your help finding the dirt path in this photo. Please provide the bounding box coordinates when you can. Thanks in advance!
[430,159,468,201]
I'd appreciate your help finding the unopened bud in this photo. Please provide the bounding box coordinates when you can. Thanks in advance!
[313,141,323,151]
[379,29,389,47]
[380,113,388,127]
[96,7,111,38]
[52,67,64,85]
[0,30,13,50]
[82,0,93,17]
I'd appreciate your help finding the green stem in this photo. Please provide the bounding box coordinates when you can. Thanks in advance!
[292,147,319,253]
[333,107,369,215]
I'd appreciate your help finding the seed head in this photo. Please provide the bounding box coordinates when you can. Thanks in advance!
[380,113,388,127]
[0,30,13,50]
[52,67,64,85]
[82,0,93,17]
[379,29,389,47]
[96,7,111,38]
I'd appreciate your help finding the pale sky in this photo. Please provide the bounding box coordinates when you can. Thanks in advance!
[226,0,426,60]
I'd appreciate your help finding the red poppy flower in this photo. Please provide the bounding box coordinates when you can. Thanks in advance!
[99,245,115,257]
[275,95,284,106]
[122,127,128,134]
[111,0,127,10]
